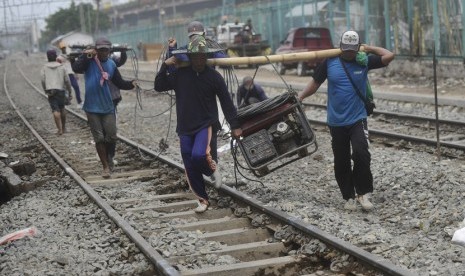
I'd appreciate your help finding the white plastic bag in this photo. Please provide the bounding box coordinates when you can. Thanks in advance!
[0,226,39,245]
[451,227,465,247]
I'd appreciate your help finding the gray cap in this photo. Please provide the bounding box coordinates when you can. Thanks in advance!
[243,76,253,84]
[187,21,205,37]
[95,37,111,49]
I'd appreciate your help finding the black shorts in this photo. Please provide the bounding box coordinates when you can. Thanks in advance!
[47,89,66,112]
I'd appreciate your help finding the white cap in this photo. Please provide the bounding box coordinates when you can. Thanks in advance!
[340,30,360,52]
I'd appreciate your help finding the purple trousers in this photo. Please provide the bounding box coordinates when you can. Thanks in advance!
[179,126,217,205]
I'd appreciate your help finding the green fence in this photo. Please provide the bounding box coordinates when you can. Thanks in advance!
[105,0,465,58]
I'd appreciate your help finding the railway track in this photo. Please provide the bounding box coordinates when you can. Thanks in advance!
[3,58,418,275]
[300,102,465,154]
[123,69,465,158]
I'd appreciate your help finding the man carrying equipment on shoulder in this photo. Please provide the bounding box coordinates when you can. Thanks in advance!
[298,30,394,211]
[155,35,242,213]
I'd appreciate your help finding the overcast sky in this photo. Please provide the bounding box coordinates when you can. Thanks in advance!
[1,0,129,32]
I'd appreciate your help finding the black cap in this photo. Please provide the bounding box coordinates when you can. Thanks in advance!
[46,49,57,61]
[95,37,111,49]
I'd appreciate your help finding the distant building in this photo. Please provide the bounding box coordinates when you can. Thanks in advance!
[50,31,94,54]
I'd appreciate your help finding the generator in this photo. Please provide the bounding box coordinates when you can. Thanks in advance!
[235,93,317,177]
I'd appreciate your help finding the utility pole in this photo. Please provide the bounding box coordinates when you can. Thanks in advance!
[158,0,164,41]
[95,0,100,35]
[221,0,235,22]
[3,0,8,48]
[79,2,86,33]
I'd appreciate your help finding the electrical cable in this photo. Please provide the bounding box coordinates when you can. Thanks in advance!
[128,43,176,160]
[236,92,293,119]
[230,138,265,187]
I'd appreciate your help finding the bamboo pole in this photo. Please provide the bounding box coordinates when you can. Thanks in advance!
[205,46,366,66]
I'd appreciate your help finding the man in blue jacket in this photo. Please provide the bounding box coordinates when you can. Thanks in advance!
[155,35,242,213]
[72,37,137,179]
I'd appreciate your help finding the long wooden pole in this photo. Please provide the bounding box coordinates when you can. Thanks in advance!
[206,46,365,66]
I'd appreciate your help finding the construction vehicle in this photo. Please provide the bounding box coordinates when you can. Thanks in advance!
[217,22,272,61]
[275,27,333,76]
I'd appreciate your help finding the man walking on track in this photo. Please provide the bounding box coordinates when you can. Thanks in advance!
[41,49,73,136]
[298,30,395,211]
[72,37,137,179]
[155,34,242,213]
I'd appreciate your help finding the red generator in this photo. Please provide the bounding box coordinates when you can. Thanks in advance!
[236,93,318,177]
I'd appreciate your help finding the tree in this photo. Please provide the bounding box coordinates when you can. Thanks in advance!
[39,1,111,48]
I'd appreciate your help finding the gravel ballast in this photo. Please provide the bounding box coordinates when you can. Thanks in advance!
[1,54,465,275]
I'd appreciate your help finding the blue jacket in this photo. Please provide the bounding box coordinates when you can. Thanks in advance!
[72,55,134,114]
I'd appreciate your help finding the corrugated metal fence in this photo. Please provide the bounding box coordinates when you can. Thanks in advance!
[105,0,465,59]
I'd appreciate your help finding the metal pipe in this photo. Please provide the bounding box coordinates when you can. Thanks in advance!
[345,0,350,28]
[364,0,369,43]
[433,44,441,160]
[462,0,465,59]
[408,0,413,55]
[384,0,391,49]
[432,0,440,56]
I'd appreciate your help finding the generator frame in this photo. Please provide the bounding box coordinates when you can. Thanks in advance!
[236,94,317,177]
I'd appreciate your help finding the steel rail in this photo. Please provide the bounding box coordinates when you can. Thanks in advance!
[12,63,181,276]
[302,101,465,127]
[304,112,465,151]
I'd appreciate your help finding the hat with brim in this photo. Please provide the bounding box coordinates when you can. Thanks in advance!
[171,35,224,55]
[188,31,205,37]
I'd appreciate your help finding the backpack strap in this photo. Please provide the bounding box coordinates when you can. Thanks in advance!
[339,57,368,105]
